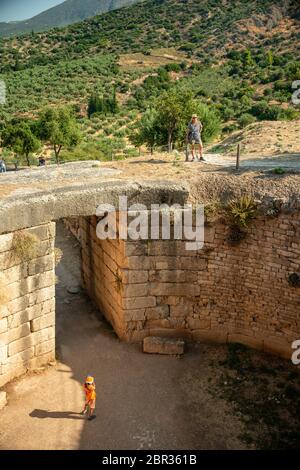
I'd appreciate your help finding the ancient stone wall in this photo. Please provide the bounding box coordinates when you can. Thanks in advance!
[0,223,55,388]
[1,211,299,389]
[81,213,300,359]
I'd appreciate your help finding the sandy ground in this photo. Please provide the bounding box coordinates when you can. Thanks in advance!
[0,222,246,450]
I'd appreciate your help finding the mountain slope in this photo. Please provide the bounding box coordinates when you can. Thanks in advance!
[1,0,299,69]
[0,0,299,129]
[0,0,141,37]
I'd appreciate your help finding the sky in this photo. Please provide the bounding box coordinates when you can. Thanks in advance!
[0,0,65,22]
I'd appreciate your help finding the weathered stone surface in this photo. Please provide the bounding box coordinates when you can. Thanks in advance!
[0,345,8,363]
[143,336,185,355]
[0,318,7,334]
[0,391,7,410]
[121,269,148,284]
[0,173,189,235]
[123,296,156,310]
[81,211,300,363]
[35,339,55,357]
[123,283,149,298]
[150,282,200,297]
[7,347,34,365]
[8,335,32,357]
[30,312,55,332]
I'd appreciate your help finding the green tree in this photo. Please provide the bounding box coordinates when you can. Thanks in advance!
[153,90,221,150]
[266,50,274,66]
[87,89,119,118]
[243,49,254,68]
[188,102,221,144]
[129,108,159,154]
[155,89,192,151]
[37,107,81,163]
[1,121,41,166]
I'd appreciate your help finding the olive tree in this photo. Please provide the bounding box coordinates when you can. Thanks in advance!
[37,106,81,163]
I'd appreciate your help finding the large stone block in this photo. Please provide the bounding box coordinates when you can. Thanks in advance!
[145,305,169,320]
[29,351,55,370]
[35,339,55,357]
[8,335,32,357]
[31,326,55,346]
[150,282,200,297]
[123,283,149,298]
[122,296,156,310]
[7,347,34,365]
[0,344,8,363]
[28,254,54,276]
[121,269,149,284]
[127,256,153,270]
[124,241,148,257]
[0,391,7,410]
[124,309,146,321]
[6,310,30,330]
[149,269,197,283]
[27,223,55,242]
[0,318,7,334]
[7,322,31,343]
[30,312,55,332]
[28,285,55,306]
[0,233,13,253]
[1,264,27,284]
[143,336,185,355]
[187,317,211,330]
[170,299,194,317]
[7,297,28,318]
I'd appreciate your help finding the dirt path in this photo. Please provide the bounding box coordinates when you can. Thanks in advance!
[201,152,300,169]
[0,222,246,450]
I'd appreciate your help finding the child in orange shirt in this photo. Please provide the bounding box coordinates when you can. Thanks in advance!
[82,376,96,421]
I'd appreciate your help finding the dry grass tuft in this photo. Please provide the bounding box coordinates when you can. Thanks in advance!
[12,231,39,262]
[54,247,63,267]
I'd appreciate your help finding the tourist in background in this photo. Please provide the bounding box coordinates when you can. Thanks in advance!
[186,114,205,162]
[0,159,6,173]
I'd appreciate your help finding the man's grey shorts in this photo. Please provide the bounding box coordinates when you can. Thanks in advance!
[188,138,203,145]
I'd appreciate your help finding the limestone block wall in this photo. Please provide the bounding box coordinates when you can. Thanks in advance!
[0,223,55,388]
[81,213,300,359]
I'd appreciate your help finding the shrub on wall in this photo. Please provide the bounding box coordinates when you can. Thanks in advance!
[225,196,258,229]
[12,231,39,261]
[224,195,258,244]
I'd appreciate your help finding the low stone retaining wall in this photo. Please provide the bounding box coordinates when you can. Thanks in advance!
[0,223,55,388]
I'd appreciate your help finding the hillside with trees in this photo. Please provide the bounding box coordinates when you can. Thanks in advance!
[0,0,299,165]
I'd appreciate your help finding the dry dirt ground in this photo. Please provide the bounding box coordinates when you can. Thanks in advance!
[208,120,300,157]
[0,223,299,450]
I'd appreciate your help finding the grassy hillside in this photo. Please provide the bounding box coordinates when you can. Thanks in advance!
[0,0,299,165]
[0,0,142,37]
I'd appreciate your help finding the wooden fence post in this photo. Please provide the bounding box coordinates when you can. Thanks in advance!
[236,143,240,170]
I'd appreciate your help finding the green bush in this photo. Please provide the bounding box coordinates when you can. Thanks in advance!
[238,113,256,128]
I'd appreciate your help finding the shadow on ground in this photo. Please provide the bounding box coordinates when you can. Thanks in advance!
[52,222,245,450]
[30,409,84,420]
